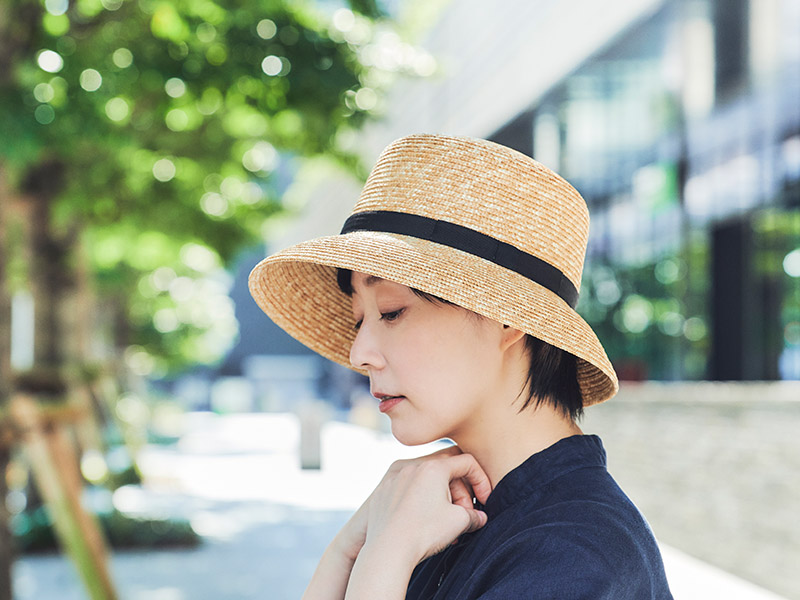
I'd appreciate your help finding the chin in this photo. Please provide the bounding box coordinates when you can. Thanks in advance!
[390,423,442,447]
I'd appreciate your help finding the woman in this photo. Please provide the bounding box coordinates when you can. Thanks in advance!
[249,134,673,599]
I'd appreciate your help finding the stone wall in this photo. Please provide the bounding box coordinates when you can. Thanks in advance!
[582,382,800,599]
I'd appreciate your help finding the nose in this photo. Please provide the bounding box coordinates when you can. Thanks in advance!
[349,321,386,371]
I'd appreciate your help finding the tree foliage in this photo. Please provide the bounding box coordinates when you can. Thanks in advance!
[0,0,391,373]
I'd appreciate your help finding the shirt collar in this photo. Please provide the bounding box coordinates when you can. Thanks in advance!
[478,434,607,519]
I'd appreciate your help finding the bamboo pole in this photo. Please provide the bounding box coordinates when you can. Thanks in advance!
[69,384,107,457]
[9,394,117,600]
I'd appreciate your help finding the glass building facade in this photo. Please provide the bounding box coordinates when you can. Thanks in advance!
[492,0,800,381]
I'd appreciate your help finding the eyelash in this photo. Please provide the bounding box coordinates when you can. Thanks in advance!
[353,308,405,331]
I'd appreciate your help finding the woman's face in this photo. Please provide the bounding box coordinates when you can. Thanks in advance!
[348,271,507,446]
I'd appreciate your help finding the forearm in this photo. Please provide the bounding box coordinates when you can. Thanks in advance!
[303,504,369,600]
[343,538,418,600]
[302,536,358,600]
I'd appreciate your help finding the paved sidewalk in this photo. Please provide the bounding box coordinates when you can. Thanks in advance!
[13,412,789,599]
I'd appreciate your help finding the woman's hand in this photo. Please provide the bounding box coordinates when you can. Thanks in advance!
[343,446,492,599]
[303,445,492,600]
[366,446,491,560]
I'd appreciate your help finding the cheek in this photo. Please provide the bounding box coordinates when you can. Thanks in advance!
[406,323,497,389]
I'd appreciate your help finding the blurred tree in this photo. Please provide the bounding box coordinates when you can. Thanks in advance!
[0,0,387,373]
[0,0,406,597]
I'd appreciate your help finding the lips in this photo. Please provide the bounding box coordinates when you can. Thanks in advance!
[377,396,405,413]
[372,391,406,413]
[372,390,402,401]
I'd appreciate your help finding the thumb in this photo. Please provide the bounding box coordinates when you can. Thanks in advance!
[462,509,488,534]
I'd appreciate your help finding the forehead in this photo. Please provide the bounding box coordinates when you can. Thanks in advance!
[351,272,387,289]
[350,272,410,297]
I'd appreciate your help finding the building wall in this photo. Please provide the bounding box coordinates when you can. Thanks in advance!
[359,0,665,160]
[583,382,800,599]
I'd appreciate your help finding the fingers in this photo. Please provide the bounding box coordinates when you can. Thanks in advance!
[449,478,474,510]
[412,447,491,509]
[441,453,493,506]
[463,508,488,534]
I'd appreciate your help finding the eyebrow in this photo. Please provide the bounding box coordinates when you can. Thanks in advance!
[351,274,384,295]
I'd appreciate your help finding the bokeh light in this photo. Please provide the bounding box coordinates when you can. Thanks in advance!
[104,97,130,122]
[256,19,277,40]
[44,0,68,16]
[80,451,110,484]
[200,192,228,217]
[165,77,186,98]
[683,317,708,342]
[242,141,277,173]
[79,69,103,92]
[654,258,683,284]
[151,267,177,291]
[37,50,64,73]
[354,87,377,111]
[112,47,134,68]
[34,104,56,124]
[196,22,216,43]
[333,9,355,32]
[165,109,189,131]
[152,158,177,182]
[784,248,800,277]
[196,87,222,115]
[100,0,123,11]
[180,243,219,273]
[219,176,242,199]
[33,83,55,103]
[658,312,685,337]
[206,44,227,66]
[261,55,283,76]
[621,295,654,334]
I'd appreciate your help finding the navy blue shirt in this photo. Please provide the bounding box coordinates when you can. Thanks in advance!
[406,435,673,599]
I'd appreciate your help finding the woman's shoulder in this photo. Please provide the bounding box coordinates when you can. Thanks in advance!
[493,462,661,560]
[457,466,670,595]
[414,496,672,600]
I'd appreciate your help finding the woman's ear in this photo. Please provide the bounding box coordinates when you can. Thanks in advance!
[500,324,526,352]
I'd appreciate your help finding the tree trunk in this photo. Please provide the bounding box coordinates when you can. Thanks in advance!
[0,162,16,600]
[13,160,119,599]
[22,160,72,371]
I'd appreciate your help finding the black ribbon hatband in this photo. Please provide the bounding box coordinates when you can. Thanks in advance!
[340,210,579,308]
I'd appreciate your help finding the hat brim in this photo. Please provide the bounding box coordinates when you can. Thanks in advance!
[248,231,618,406]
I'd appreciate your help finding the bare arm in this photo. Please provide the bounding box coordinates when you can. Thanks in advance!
[302,501,368,600]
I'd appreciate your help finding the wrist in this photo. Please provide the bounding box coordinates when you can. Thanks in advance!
[362,528,423,570]
[344,537,418,600]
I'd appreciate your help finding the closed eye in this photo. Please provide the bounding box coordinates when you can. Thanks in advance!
[380,309,404,322]
[352,308,405,332]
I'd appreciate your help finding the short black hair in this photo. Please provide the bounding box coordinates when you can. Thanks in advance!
[337,269,584,420]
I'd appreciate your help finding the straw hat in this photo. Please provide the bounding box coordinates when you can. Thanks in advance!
[249,134,618,406]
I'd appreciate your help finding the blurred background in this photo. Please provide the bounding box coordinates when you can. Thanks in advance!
[1,0,799,598]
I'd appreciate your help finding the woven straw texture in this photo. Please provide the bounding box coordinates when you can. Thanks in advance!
[249,134,618,406]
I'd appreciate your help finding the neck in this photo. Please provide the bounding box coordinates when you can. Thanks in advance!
[454,401,583,489]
